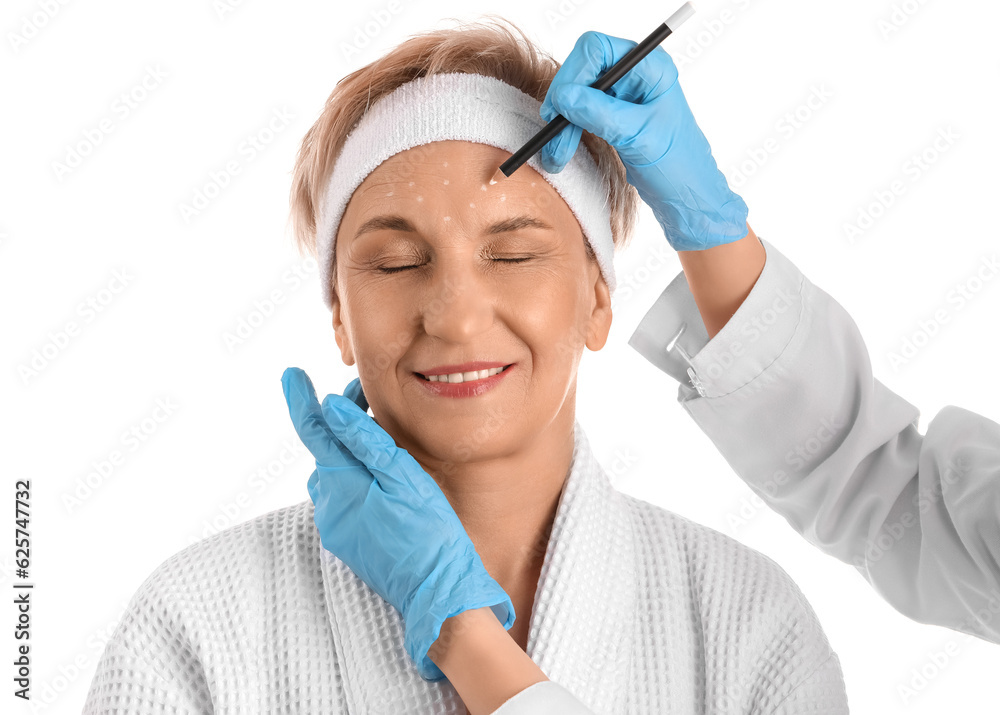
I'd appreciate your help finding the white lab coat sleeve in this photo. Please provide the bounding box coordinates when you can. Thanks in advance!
[627,236,1000,644]
[489,680,598,714]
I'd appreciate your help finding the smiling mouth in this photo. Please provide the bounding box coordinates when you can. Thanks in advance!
[416,364,513,383]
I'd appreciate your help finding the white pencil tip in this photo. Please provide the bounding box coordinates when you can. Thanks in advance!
[666,2,696,31]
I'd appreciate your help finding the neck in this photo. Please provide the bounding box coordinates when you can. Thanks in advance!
[443,428,573,588]
[418,408,576,596]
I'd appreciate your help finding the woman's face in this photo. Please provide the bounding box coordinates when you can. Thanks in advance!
[331,140,611,468]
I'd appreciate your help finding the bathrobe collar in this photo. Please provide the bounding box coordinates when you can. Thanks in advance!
[317,418,638,713]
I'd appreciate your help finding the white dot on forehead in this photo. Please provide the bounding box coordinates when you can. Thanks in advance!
[416,195,423,202]
[469,203,475,208]
[500,194,506,202]
[480,184,488,191]
[443,179,449,185]
[385,191,393,196]
[531,182,536,187]
[443,162,448,167]
[443,216,451,221]
[408,182,414,186]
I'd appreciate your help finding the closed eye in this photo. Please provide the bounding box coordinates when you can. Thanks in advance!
[376,257,533,274]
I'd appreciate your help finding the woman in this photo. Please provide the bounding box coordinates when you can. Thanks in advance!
[83,17,848,714]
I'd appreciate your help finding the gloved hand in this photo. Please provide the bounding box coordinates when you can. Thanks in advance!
[539,31,749,252]
[280,367,515,681]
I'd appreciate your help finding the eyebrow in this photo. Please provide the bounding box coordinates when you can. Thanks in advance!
[353,214,555,240]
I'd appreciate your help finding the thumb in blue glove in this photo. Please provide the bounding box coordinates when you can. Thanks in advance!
[539,31,749,252]
[280,367,515,681]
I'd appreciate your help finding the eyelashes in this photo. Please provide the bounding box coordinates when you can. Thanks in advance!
[375,257,534,274]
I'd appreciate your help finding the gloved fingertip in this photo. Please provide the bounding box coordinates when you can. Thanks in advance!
[322,393,361,430]
[280,367,299,401]
[342,377,366,411]
[539,144,557,173]
[539,152,552,174]
[320,392,341,416]
[539,101,553,123]
[549,83,574,114]
[557,124,581,165]
[289,372,323,415]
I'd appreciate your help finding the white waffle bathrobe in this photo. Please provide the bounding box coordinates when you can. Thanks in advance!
[82,419,847,713]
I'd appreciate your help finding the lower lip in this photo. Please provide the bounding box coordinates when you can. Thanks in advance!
[414,364,515,398]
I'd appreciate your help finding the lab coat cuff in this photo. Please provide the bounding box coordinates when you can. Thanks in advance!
[489,680,597,714]
[628,237,805,399]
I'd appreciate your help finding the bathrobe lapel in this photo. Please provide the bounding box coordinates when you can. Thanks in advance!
[524,419,638,712]
[318,418,638,713]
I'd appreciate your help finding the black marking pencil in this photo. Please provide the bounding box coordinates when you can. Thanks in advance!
[490,1,696,184]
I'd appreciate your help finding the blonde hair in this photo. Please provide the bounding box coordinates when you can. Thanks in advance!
[287,15,639,294]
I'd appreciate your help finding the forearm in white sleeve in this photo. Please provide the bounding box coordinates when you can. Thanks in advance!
[628,237,1000,644]
[489,680,598,714]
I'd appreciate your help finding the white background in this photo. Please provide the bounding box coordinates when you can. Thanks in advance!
[3,0,999,712]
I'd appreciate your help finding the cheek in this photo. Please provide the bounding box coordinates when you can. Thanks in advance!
[342,286,412,368]
[507,275,588,358]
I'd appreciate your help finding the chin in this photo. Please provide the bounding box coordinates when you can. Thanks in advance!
[425,423,510,463]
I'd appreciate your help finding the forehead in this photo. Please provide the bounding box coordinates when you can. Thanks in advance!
[343,140,574,226]
[356,140,544,194]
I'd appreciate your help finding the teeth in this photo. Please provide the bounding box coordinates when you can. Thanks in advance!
[425,365,508,383]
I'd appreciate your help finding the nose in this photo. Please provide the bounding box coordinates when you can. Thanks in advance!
[419,262,495,343]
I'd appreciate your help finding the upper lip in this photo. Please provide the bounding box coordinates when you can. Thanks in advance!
[414,361,514,377]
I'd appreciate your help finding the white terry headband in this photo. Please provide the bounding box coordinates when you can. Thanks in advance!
[315,71,617,310]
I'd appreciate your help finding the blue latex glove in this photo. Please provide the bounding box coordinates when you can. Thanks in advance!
[539,31,749,252]
[280,368,515,681]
